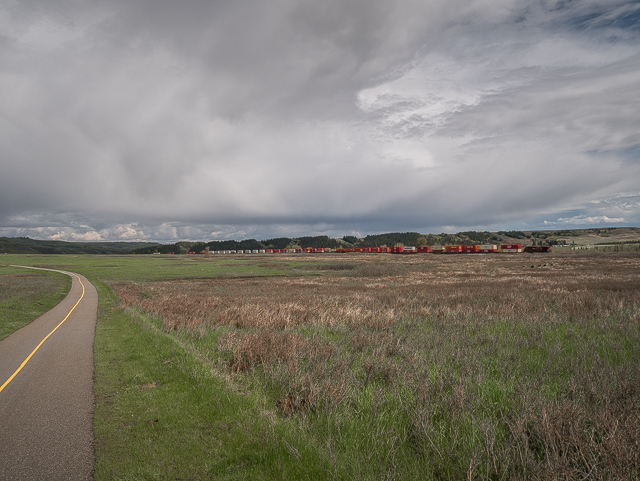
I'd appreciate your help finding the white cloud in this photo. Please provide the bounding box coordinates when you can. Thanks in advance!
[69,231,104,241]
[111,224,146,240]
[0,0,639,241]
[548,216,626,226]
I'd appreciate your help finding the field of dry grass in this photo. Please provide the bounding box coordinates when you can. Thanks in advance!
[112,252,640,480]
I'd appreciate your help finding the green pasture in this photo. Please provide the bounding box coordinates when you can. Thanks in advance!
[0,253,639,479]
[0,253,297,282]
[0,265,71,340]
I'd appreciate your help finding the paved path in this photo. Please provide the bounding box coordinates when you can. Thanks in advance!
[0,267,97,480]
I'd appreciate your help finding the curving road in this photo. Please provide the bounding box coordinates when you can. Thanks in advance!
[0,267,97,480]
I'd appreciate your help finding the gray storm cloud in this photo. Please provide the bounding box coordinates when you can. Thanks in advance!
[0,0,639,241]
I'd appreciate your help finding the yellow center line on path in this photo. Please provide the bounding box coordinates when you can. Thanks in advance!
[0,275,85,394]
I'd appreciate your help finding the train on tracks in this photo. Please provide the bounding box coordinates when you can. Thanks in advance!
[196,244,551,255]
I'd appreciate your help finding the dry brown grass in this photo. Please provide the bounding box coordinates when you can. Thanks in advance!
[111,252,640,479]
[113,253,640,332]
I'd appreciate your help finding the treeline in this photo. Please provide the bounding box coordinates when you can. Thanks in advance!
[262,236,344,249]
[128,230,579,254]
[5,228,636,255]
[130,231,505,254]
[131,236,345,254]
[357,231,502,247]
[0,237,158,254]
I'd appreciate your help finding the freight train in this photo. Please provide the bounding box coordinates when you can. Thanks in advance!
[201,244,551,255]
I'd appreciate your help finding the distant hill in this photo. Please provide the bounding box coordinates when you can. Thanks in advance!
[0,237,160,254]
[131,236,346,254]
[526,227,640,246]
[130,227,640,253]
[357,231,502,247]
[3,228,638,255]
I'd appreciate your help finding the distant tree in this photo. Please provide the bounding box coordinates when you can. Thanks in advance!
[207,240,244,251]
[458,231,493,243]
[190,242,207,253]
[416,236,428,246]
[498,230,526,239]
[238,239,264,250]
[262,237,291,249]
[359,232,421,247]
[297,236,342,248]
[342,236,359,245]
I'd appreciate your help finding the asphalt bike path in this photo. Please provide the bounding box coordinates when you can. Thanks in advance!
[0,267,97,480]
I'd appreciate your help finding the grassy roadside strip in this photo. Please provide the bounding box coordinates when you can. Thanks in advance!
[93,280,332,480]
[0,266,72,340]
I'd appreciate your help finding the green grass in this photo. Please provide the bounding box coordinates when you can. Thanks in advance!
[2,253,639,479]
[0,265,72,340]
[0,253,291,283]
[93,287,331,480]
[0,254,341,479]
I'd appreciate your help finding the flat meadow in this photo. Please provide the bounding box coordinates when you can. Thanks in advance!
[111,252,640,480]
[0,266,71,340]
[1,252,639,479]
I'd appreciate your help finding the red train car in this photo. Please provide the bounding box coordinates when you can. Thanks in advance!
[523,246,551,253]
[501,244,522,253]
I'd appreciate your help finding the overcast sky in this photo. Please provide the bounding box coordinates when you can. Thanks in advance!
[1,0,639,242]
